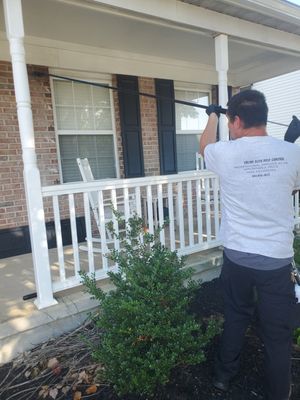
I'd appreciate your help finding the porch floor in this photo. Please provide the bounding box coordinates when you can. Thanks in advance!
[0,245,223,364]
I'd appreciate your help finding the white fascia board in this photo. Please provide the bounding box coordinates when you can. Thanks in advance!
[81,0,300,54]
[222,0,300,25]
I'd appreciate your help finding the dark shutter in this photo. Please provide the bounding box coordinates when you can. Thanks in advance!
[155,79,177,175]
[117,75,144,178]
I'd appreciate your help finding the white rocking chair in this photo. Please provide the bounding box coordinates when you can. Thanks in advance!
[195,152,206,170]
[77,158,135,253]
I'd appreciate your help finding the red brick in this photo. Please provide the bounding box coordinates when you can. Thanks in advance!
[0,61,60,229]
[138,77,160,176]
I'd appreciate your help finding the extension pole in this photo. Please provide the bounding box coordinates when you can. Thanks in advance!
[46,73,291,128]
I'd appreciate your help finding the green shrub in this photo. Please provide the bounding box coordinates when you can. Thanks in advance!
[80,213,221,397]
[294,235,300,266]
[294,328,300,347]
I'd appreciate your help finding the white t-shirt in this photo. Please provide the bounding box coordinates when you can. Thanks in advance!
[204,136,300,258]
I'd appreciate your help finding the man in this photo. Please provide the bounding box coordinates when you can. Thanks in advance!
[199,90,300,400]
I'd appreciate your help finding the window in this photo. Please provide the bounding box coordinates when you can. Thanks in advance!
[52,78,117,182]
[175,89,209,172]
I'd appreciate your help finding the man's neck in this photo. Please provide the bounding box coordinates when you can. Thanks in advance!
[241,127,267,138]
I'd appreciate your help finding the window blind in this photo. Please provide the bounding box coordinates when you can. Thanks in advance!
[53,79,116,182]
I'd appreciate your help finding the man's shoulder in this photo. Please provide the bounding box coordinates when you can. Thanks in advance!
[270,136,300,153]
[205,140,232,153]
[268,135,297,146]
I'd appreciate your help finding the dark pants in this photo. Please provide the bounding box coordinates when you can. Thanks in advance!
[216,252,296,400]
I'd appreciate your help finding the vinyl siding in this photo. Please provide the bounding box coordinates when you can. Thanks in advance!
[253,70,300,145]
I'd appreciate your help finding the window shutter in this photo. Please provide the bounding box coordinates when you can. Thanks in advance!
[155,79,177,175]
[117,75,144,178]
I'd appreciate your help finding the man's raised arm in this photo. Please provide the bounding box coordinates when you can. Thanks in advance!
[199,105,221,156]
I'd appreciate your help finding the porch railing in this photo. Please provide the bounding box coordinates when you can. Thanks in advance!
[41,170,221,294]
[37,172,300,305]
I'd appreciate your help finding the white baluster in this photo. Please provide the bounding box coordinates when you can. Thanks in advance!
[98,191,108,273]
[53,195,65,281]
[196,179,203,244]
[124,187,130,221]
[69,194,80,278]
[168,183,176,251]
[157,183,165,245]
[187,180,194,247]
[204,178,212,242]
[111,189,120,252]
[135,186,142,218]
[83,192,94,274]
[147,185,154,234]
[177,182,185,249]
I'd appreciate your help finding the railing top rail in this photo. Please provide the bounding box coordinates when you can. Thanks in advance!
[42,170,218,197]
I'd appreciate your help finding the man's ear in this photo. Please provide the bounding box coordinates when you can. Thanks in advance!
[234,116,244,129]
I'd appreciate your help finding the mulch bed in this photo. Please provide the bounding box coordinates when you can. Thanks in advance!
[1,279,299,400]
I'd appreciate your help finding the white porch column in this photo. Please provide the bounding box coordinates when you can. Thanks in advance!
[215,34,229,141]
[3,0,57,308]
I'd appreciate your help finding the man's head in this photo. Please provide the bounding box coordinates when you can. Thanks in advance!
[226,89,268,139]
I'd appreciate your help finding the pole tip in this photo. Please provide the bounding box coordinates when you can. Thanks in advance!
[284,115,300,143]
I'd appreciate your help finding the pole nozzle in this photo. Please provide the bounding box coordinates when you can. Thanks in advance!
[284,115,300,143]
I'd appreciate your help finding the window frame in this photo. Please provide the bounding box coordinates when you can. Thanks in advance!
[50,72,120,183]
[174,84,211,172]
[175,84,211,135]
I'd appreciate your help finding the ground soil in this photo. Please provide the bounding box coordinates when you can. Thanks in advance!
[0,279,299,400]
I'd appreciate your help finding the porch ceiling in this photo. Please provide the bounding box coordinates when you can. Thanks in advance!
[1,0,300,86]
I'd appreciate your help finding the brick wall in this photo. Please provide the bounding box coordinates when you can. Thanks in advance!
[28,65,59,188]
[2,66,206,233]
[138,77,160,176]
[0,67,162,233]
[0,61,59,229]
[0,64,220,257]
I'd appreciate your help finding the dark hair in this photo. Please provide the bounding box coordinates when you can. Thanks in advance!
[227,89,268,128]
